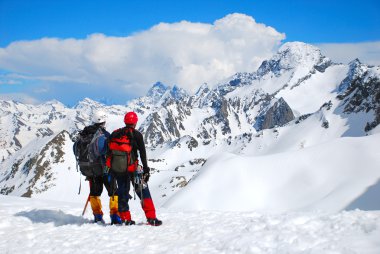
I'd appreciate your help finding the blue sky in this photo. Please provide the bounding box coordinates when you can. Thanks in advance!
[0,0,379,105]
[1,0,379,46]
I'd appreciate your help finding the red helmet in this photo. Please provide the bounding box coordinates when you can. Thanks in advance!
[124,111,138,125]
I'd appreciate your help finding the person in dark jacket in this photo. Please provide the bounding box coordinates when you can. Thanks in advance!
[106,111,162,226]
[79,110,121,225]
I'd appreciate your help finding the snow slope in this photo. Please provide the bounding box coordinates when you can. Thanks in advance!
[1,195,380,254]
[164,134,380,212]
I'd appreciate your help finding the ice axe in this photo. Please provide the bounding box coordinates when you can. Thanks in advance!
[82,195,90,216]
[82,181,92,216]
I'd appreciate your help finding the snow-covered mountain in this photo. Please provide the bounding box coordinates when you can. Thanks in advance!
[1,42,379,212]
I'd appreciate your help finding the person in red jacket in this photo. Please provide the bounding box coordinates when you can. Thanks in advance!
[106,112,162,226]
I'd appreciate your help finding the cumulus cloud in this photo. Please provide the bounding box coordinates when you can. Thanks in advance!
[0,13,285,97]
[316,41,380,66]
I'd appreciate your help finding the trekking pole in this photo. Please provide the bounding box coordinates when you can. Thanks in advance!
[140,177,144,206]
[78,173,82,195]
[132,172,137,200]
[82,195,90,216]
[76,159,82,195]
[139,165,144,206]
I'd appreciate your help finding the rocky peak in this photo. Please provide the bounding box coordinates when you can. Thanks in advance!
[42,99,64,106]
[39,100,67,112]
[215,72,257,96]
[347,59,366,76]
[0,100,14,111]
[146,82,170,99]
[277,42,325,67]
[190,83,211,108]
[337,68,380,132]
[170,85,189,100]
[349,58,362,67]
[257,42,328,76]
[145,82,189,106]
[195,83,210,96]
[74,97,105,110]
[337,59,368,93]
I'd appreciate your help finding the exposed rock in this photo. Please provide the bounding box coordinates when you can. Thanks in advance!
[170,176,187,188]
[259,98,295,130]
[189,158,206,166]
[337,72,380,131]
[295,114,312,124]
[186,137,198,151]
[21,131,67,197]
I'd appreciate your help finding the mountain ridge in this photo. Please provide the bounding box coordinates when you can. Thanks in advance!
[1,41,379,212]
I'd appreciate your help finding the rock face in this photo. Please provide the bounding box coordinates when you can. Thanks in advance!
[336,60,380,132]
[0,131,69,197]
[261,98,295,130]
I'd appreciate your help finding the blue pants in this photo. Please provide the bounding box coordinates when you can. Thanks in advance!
[114,172,156,219]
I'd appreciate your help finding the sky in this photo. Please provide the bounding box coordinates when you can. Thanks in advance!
[0,0,379,106]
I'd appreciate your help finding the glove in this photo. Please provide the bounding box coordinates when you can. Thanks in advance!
[143,166,150,174]
[143,167,150,182]
[143,172,150,183]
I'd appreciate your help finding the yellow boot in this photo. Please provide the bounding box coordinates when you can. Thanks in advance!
[109,195,122,225]
[90,196,104,223]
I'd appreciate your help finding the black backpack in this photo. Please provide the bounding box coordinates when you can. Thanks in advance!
[73,125,104,177]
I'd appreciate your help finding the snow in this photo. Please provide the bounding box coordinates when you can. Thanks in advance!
[1,195,380,254]
[164,133,380,212]
[277,64,349,114]
[278,42,325,69]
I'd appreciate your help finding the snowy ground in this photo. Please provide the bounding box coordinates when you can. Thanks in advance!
[1,195,380,254]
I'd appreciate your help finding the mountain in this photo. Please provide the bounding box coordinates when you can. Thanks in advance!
[0,42,379,212]
[164,133,380,212]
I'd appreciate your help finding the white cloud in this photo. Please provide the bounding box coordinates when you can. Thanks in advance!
[0,93,40,104]
[0,13,285,95]
[316,41,380,66]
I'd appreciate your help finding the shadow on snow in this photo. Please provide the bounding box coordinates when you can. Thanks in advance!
[15,209,91,226]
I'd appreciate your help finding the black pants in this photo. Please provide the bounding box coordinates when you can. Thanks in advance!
[88,175,117,197]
